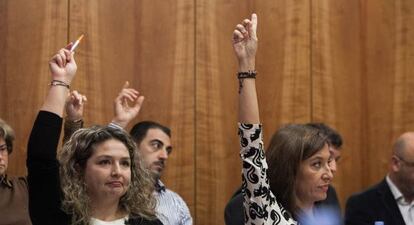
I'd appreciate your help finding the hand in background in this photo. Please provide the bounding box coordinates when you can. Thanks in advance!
[112,81,145,128]
[65,90,87,121]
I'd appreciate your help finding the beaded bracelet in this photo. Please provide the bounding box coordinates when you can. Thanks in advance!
[237,71,257,93]
[237,71,257,79]
[50,80,70,89]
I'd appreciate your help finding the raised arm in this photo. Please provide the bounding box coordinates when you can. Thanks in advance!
[41,45,77,116]
[63,90,87,144]
[232,13,260,124]
[27,44,77,224]
[110,81,145,129]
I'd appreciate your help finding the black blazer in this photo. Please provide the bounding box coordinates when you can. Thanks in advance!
[345,178,405,225]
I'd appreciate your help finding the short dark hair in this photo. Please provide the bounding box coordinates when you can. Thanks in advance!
[306,123,343,149]
[0,118,15,154]
[130,121,171,145]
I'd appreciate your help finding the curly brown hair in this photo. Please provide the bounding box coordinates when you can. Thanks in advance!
[58,126,157,225]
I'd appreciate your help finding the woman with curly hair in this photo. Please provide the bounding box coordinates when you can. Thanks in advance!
[27,44,162,225]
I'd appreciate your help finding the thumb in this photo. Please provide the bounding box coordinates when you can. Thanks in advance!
[134,96,145,110]
[123,81,130,89]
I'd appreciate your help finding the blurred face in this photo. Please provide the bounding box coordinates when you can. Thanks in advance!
[328,146,341,174]
[393,144,414,198]
[84,139,131,202]
[0,137,8,176]
[137,128,172,179]
[295,144,333,206]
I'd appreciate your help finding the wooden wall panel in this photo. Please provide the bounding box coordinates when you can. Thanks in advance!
[311,0,414,210]
[68,0,195,216]
[2,0,414,224]
[195,0,311,224]
[0,0,68,176]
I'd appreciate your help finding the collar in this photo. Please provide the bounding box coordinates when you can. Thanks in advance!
[386,175,411,205]
[155,180,166,193]
[0,174,13,188]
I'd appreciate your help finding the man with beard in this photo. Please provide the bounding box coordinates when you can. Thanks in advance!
[345,132,414,225]
[130,121,192,225]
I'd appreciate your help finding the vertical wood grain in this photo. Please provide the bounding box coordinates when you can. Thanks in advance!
[0,0,68,176]
[196,0,311,224]
[68,0,195,215]
[311,0,414,210]
[1,0,414,223]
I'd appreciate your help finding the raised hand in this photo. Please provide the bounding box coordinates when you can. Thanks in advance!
[112,81,145,128]
[65,90,87,121]
[48,43,77,84]
[232,13,258,71]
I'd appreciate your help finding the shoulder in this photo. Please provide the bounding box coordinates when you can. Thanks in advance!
[163,188,189,207]
[347,180,384,203]
[224,191,243,223]
[7,176,28,188]
[345,180,386,214]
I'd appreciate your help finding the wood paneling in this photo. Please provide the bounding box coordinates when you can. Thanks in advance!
[2,0,414,224]
[311,0,414,209]
[195,0,311,224]
[0,0,68,176]
[69,0,195,215]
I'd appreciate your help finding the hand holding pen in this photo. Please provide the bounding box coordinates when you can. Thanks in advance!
[70,34,84,52]
[48,34,84,85]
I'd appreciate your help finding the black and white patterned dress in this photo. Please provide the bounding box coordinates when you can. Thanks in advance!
[239,123,297,225]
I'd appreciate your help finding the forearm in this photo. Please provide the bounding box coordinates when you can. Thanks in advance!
[40,85,70,117]
[63,118,83,144]
[238,61,260,124]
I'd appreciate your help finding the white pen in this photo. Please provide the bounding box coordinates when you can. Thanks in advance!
[70,34,84,52]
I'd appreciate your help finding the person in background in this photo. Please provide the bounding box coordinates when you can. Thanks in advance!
[345,132,414,225]
[0,118,32,225]
[0,80,86,225]
[306,123,343,220]
[129,121,193,225]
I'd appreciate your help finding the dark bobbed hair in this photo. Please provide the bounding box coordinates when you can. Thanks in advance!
[0,118,15,154]
[305,123,343,149]
[58,126,156,225]
[130,121,171,145]
[265,124,328,219]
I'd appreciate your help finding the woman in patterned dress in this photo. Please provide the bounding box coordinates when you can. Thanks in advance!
[232,14,334,225]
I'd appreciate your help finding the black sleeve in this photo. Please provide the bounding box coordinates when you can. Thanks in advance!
[224,188,244,225]
[27,111,70,225]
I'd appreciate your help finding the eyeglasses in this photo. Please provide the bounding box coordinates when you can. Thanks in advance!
[394,155,414,167]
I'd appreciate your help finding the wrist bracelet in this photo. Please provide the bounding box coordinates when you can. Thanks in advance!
[50,80,70,89]
[237,70,257,79]
[237,71,257,93]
